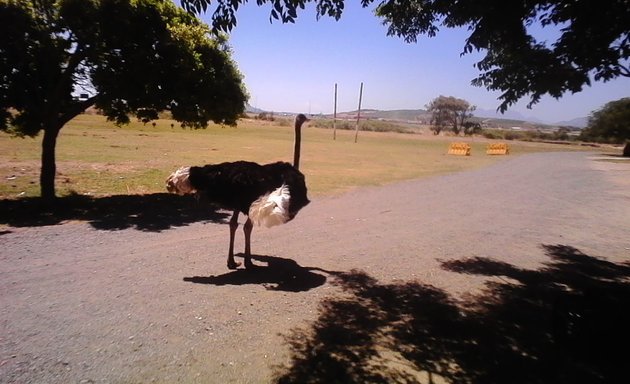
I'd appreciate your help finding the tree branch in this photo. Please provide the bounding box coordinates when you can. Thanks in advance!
[45,42,90,129]
[58,95,100,128]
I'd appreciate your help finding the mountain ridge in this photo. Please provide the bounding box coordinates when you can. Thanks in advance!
[247,106,587,129]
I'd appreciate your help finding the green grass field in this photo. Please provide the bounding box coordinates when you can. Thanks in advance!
[0,114,594,199]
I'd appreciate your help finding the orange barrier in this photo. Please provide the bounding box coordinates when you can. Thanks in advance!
[486,143,510,155]
[448,142,471,156]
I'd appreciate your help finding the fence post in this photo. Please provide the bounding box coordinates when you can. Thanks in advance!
[355,82,363,143]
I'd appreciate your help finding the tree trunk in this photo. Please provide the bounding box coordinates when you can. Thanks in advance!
[40,126,61,202]
[37,97,96,203]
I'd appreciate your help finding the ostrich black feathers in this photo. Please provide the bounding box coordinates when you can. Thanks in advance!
[166,113,310,269]
[187,160,310,221]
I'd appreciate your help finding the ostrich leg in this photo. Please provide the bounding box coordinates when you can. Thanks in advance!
[243,217,254,269]
[227,211,240,269]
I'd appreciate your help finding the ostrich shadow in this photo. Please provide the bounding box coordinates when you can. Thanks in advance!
[183,254,340,292]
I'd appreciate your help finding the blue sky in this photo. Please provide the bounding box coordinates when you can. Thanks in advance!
[197,2,629,123]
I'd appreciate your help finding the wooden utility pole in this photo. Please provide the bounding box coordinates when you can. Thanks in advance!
[333,83,338,140]
[354,82,363,143]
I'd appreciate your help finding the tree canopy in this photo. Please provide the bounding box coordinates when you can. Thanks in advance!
[579,97,630,144]
[426,95,475,136]
[180,0,630,112]
[1,0,248,200]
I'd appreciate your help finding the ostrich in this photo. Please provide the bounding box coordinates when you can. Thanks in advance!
[166,114,310,269]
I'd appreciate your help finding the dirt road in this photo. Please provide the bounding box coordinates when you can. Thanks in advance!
[2,152,629,383]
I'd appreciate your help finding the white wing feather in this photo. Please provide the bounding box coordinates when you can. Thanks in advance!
[166,166,196,195]
[249,184,291,228]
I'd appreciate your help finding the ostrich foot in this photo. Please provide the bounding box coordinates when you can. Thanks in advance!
[227,260,241,270]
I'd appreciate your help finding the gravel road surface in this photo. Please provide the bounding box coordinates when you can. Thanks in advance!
[1,151,629,383]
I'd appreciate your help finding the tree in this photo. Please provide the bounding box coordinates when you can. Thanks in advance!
[427,106,450,135]
[1,0,248,201]
[579,98,630,148]
[179,0,630,112]
[426,95,475,136]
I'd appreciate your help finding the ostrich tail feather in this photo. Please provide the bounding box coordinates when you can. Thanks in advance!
[249,184,291,228]
[166,166,196,195]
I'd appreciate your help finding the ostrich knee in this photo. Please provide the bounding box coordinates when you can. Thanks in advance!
[243,218,254,268]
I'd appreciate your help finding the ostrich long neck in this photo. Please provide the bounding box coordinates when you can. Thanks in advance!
[293,120,302,170]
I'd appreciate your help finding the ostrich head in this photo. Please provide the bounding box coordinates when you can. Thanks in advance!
[295,113,309,127]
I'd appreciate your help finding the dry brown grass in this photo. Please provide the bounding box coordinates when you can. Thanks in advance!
[0,114,596,199]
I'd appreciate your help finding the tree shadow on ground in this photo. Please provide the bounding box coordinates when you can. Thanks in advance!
[0,193,228,231]
[274,244,630,383]
[184,254,340,292]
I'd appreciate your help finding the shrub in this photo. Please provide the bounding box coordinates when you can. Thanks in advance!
[482,130,502,140]
[256,112,275,121]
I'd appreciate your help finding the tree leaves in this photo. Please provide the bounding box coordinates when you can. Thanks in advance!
[181,0,346,31]
[1,0,247,133]
[580,98,630,144]
[180,0,210,14]
[374,0,630,112]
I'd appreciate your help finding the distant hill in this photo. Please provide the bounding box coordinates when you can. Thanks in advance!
[474,108,588,129]
[554,117,588,128]
[328,109,431,122]
[254,106,582,130]
[329,108,546,128]
[473,108,544,123]
[245,104,265,114]
[356,109,586,130]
